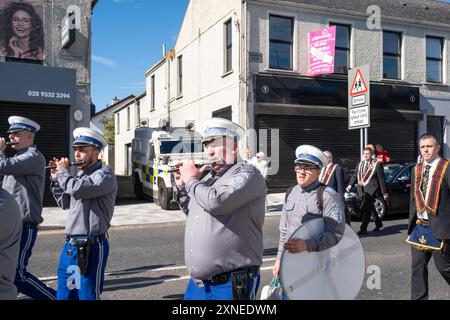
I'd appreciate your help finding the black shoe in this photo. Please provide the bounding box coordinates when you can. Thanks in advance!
[357,230,367,236]
[373,223,383,232]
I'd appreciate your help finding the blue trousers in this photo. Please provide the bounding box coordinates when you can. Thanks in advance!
[56,238,109,300]
[15,226,56,300]
[184,275,260,300]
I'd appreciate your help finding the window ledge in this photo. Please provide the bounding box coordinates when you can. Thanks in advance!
[222,70,233,78]
[380,78,409,84]
[266,68,297,75]
[423,82,448,87]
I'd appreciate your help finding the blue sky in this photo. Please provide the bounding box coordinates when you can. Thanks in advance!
[91,0,450,111]
[91,0,189,111]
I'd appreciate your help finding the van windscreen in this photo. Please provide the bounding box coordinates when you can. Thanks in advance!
[159,140,203,154]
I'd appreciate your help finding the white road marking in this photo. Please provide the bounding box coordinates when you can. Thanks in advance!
[103,265,275,290]
[39,258,277,289]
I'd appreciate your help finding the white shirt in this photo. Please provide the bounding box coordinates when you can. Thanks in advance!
[254,160,269,179]
[244,156,257,167]
[417,156,440,220]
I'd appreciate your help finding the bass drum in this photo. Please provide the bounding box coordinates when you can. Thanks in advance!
[280,218,365,300]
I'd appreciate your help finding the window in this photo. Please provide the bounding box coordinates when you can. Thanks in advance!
[126,107,130,131]
[330,23,350,74]
[383,31,401,79]
[116,113,120,134]
[269,15,293,70]
[426,36,443,83]
[136,101,140,127]
[224,19,232,73]
[212,106,232,120]
[177,55,183,96]
[427,116,445,157]
[151,75,155,111]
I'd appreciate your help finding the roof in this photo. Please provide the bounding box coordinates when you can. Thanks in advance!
[254,0,450,25]
[91,0,99,11]
[144,58,166,77]
[113,92,147,114]
[92,95,135,118]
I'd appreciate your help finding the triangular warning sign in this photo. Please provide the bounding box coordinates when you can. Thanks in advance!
[350,68,368,96]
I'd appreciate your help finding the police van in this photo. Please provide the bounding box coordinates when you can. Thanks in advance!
[131,127,204,209]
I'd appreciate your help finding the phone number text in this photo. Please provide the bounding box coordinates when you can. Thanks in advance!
[27,91,71,99]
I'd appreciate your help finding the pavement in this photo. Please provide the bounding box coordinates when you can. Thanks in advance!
[40,193,286,230]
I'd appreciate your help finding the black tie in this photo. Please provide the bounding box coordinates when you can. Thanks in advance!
[364,161,370,174]
[421,165,431,196]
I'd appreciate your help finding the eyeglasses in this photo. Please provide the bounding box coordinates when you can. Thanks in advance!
[12,17,31,25]
[294,165,318,172]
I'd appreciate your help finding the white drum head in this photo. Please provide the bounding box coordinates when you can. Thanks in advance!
[280,218,365,300]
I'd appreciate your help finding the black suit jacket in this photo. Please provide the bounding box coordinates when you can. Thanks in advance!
[349,161,388,196]
[408,163,450,240]
[326,165,345,198]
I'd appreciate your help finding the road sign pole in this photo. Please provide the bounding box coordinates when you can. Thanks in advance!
[364,127,368,150]
[360,128,364,161]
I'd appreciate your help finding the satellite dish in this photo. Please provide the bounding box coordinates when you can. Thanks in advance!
[280,218,365,300]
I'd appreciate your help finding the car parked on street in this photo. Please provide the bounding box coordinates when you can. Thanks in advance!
[344,162,415,220]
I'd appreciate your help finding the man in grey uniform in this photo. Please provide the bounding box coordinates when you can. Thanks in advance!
[49,127,117,300]
[175,118,266,300]
[273,145,345,283]
[0,116,56,300]
[0,188,22,300]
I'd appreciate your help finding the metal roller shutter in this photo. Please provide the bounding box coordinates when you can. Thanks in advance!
[0,103,70,206]
[256,115,417,192]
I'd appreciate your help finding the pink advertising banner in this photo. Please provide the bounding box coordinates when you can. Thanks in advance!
[307,26,336,76]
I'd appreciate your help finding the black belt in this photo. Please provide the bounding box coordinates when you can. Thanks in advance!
[65,234,107,245]
[23,222,39,229]
[203,266,260,284]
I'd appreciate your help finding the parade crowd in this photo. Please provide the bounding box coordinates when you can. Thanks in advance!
[0,116,449,301]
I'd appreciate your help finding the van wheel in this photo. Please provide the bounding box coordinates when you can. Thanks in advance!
[134,175,144,200]
[158,182,170,210]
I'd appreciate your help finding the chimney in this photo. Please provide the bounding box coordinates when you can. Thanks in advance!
[111,96,119,105]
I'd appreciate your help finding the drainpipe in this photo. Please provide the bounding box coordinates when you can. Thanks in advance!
[240,0,248,139]
[166,53,171,127]
[165,49,175,128]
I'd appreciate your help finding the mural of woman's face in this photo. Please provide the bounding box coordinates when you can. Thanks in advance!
[12,10,33,38]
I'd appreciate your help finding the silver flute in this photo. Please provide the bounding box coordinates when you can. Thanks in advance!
[167,160,217,173]
[45,161,85,170]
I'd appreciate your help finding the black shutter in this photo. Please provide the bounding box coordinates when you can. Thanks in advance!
[256,115,417,192]
[0,103,70,205]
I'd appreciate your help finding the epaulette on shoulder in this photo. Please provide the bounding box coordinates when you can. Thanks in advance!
[100,163,112,173]
[241,161,255,173]
[323,186,338,197]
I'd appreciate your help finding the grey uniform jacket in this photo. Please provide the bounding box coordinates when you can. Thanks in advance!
[0,188,22,300]
[277,180,345,260]
[0,146,45,224]
[50,161,117,236]
[177,161,266,280]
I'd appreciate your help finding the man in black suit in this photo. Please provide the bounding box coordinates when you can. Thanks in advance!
[347,147,389,235]
[320,151,345,197]
[320,151,350,224]
[407,133,450,300]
